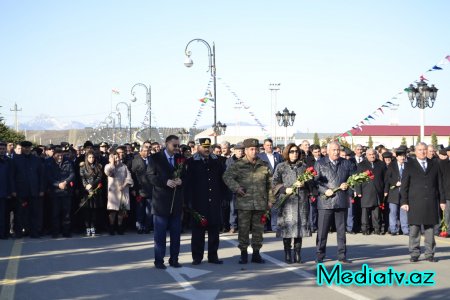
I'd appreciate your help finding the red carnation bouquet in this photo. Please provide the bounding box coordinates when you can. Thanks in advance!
[440,208,448,238]
[260,210,270,224]
[170,157,187,214]
[322,170,375,199]
[273,167,317,210]
[190,209,208,227]
[75,182,103,215]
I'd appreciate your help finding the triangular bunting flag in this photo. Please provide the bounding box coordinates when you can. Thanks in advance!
[432,65,443,70]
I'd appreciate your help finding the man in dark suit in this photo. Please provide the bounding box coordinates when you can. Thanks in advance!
[257,138,283,232]
[184,138,226,265]
[384,150,408,235]
[401,142,446,263]
[314,141,355,263]
[306,144,323,233]
[148,135,184,269]
[355,148,386,235]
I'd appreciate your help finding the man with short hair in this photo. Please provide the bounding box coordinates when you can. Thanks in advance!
[427,145,437,161]
[401,142,446,263]
[314,141,355,263]
[354,144,365,164]
[221,141,231,158]
[6,142,15,158]
[320,146,327,157]
[0,142,11,239]
[223,138,274,264]
[148,135,184,269]
[151,142,161,154]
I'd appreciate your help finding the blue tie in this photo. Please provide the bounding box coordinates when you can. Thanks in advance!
[169,157,174,167]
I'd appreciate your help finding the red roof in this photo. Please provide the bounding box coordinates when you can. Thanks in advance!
[344,125,450,137]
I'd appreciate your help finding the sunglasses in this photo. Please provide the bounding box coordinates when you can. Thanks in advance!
[289,150,299,154]
[171,144,180,148]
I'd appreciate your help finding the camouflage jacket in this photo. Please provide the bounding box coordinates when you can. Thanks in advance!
[222,156,274,211]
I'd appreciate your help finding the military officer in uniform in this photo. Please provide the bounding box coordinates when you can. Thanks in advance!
[223,138,274,264]
[185,138,226,265]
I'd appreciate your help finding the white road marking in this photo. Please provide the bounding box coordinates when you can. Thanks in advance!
[0,239,23,300]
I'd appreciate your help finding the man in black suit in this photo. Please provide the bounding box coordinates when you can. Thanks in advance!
[184,138,226,265]
[257,138,283,232]
[306,144,323,233]
[148,135,184,269]
[314,141,355,263]
[355,148,386,235]
[384,150,408,235]
[401,142,446,263]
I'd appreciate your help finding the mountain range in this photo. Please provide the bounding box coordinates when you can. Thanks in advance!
[18,114,96,130]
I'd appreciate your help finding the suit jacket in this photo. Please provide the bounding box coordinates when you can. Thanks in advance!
[148,151,185,217]
[257,152,283,174]
[11,154,45,198]
[314,157,356,210]
[439,159,450,200]
[354,159,386,207]
[131,155,153,199]
[184,153,226,226]
[384,161,407,205]
[401,158,445,225]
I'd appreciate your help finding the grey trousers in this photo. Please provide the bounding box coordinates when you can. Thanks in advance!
[409,224,435,259]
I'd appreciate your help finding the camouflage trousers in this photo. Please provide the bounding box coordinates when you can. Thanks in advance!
[237,210,265,251]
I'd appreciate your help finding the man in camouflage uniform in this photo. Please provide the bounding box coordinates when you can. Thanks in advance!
[223,138,274,264]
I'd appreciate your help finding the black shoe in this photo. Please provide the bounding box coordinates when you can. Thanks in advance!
[346,231,356,235]
[154,263,167,269]
[374,230,381,235]
[137,229,144,234]
[362,231,370,235]
[169,261,182,268]
[109,228,115,235]
[425,257,439,262]
[251,250,265,263]
[239,250,248,264]
[409,257,419,263]
[192,259,202,265]
[51,234,59,239]
[390,232,399,236]
[208,259,223,264]
[338,258,352,264]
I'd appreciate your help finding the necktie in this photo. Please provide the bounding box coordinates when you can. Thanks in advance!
[169,157,174,167]
[371,162,374,169]
[421,161,426,171]
[399,164,403,178]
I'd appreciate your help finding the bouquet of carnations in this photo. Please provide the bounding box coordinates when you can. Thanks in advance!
[260,210,270,225]
[189,209,208,227]
[322,170,375,199]
[273,167,317,210]
[439,208,448,238]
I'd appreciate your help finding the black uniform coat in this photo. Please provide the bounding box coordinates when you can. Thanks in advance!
[184,153,226,226]
[384,161,407,205]
[354,159,386,208]
[148,150,185,217]
[439,159,450,201]
[400,158,445,225]
[11,154,45,198]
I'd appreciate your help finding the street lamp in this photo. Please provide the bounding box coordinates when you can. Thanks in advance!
[276,107,296,146]
[116,98,136,143]
[178,128,190,144]
[131,83,152,141]
[407,80,438,142]
[184,38,218,143]
[213,121,227,137]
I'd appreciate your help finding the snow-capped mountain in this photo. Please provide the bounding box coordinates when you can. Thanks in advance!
[20,114,95,130]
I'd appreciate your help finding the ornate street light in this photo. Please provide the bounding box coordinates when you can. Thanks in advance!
[406,80,438,142]
[116,98,136,143]
[213,121,227,137]
[184,38,219,143]
[131,83,152,141]
[276,107,296,146]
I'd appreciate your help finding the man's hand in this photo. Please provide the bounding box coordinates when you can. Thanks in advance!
[167,179,177,188]
[236,187,246,196]
[384,192,388,197]
[340,183,349,190]
[174,178,182,186]
[58,182,67,190]
[293,181,304,188]
[268,202,273,209]
[440,203,446,211]
[86,184,92,191]
[11,192,17,198]
[396,181,401,187]
[325,189,334,197]
[401,204,409,211]
[285,187,293,195]
[39,192,44,197]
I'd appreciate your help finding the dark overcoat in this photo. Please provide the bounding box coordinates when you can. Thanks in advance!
[131,155,153,199]
[11,154,45,198]
[384,161,407,205]
[354,159,386,208]
[400,158,445,225]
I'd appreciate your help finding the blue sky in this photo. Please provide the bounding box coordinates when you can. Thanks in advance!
[1,1,449,135]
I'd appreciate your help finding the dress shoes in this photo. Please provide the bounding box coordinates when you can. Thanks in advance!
[409,257,419,263]
[251,250,265,263]
[239,250,248,264]
[390,232,399,236]
[192,260,202,265]
[346,231,356,235]
[169,261,182,268]
[208,259,223,264]
[338,258,352,264]
[154,263,167,270]
[425,257,439,262]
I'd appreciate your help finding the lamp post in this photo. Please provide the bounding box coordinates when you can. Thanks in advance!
[276,107,296,146]
[131,83,151,141]
[116,98,136,143]
[213,121,227,140]
[407,80,438,142]
[184,38,218,143]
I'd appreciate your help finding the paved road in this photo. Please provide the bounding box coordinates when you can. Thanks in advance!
[1,231,450,300]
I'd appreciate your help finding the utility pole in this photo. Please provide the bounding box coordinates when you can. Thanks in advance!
[10,102,22,132]
[269,83,280,146]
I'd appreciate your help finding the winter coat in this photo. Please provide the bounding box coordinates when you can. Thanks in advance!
[104,163,133,211]
[11,154,45,198]
[46,158,75,196]
[272,161,311,238]
[354,159,386,208]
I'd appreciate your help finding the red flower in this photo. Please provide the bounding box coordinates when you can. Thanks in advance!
[306,167,318,176]
[379,203,385,210]
[97,182,103,189]
[136,195,143,203]
[176,157,186,165]
[200,217,208,227]
[351,198,355,204]
[69,182,74,187]
[439,231,448,238]
[364,170,375,180]
[260,214,267,225]
[310,196,316,203]
[22,201,28,208]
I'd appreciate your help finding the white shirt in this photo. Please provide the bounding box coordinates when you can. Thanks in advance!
[266,152,275,169]
[164,149,174,166]
[417,158,427,170]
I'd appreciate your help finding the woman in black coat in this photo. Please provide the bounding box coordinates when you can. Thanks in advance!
[79,150,103,236]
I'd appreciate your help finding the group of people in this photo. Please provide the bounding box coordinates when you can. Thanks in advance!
[1,136,449,268]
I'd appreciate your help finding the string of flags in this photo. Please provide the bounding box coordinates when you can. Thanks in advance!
[191,77,214,128]
[338,54,450,140]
